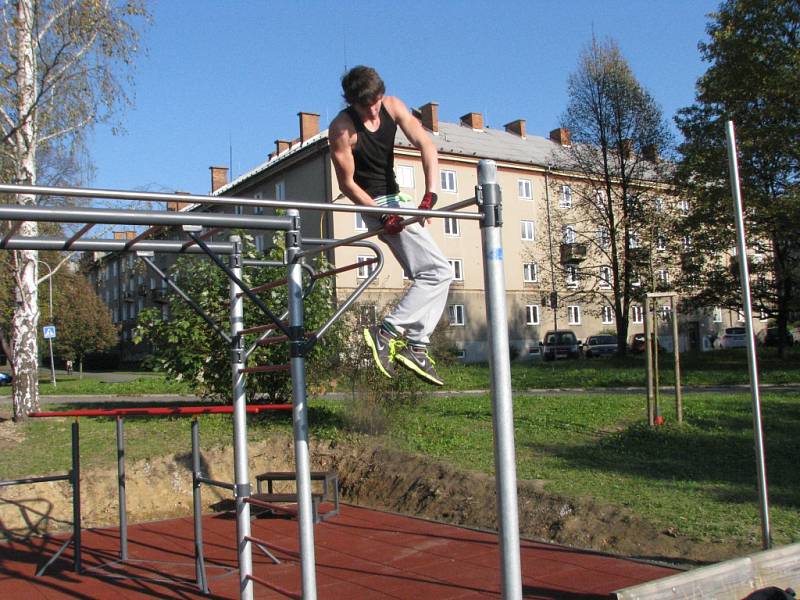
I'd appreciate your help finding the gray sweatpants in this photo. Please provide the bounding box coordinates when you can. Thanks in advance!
[364,211,453,345]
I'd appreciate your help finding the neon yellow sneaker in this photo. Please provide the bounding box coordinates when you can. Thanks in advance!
[394,343,444,386]
[363,326,396,379]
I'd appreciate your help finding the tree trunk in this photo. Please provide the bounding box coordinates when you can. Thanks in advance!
[11,0,40,420]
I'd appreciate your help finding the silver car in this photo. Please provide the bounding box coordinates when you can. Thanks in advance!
[584,334,618,358]
[718,327,747,349]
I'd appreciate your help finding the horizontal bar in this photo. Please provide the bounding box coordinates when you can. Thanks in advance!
[240,323,283,336]
[256,330,317,347]
[0,236,236,254]
[0,203,293,231]
[0,183,481,220]
[311,257,377,281]
[196,476,236,491]
[245,572,301,600]
[0,473,71,487]
[29,404,292,417]
[239,364,291,374]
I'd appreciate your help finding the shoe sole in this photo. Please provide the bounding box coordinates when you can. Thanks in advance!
[363,328,393,379]
[394,353,444,386]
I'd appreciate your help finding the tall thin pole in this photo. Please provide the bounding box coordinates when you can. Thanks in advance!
[286,209,318,599]
[644,296,654,425]
[725,120,771,549]
[671,297,683,424]
[229,235,254,599]
[478,160,522,600]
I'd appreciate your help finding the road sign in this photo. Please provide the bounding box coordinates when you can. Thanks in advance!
[43,325,56,339]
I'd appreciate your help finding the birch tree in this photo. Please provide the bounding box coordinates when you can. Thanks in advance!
[0,0,148,418]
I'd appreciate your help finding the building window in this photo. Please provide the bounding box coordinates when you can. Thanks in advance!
[521,220,535,241]
[518,179,532,200]
[444,217,460,236]
[440,169,457,193]
[597,226,610,249]
[660,305,672,320]
[255,235,265,253]
[355,213,367,231]
[563,224,576,244]
[599,266,612,289]
[567,305,581,325]
[656,234,667,251]
[632,304,643,324]
[358,304,377,327]
[601,305,614,324]
[559,185,572,208]
[658,269,669,285]
[523,262,538,283]
[275,180,286,201]
[526,305,540,325]
[356,255,376,279]
[234,205,243,215]
[566,265,580,288]
[448,259,463,281]
[713,306,723,323]
[654,196,664,212]
[677,198,689,216]
[629,233,641,249]
[396,164,415,189]
[737,309,745,322]
[448,304,465,326]
[682,235,692,249]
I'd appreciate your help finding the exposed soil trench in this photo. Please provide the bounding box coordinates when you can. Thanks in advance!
[0,434,755,565]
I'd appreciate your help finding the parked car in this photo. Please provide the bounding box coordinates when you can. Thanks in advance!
[761,327,795,347]
[717,326,748,349]
[540,330,581,361]
[584,334,618,358]
[0,372,12,385]
[629,333,646,354]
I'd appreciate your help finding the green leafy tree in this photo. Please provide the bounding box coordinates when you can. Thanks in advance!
[0,0,149,418]
[135,235,345,402]
[675,0,800,354]
[548,35,674,354]
[51,270,117,375]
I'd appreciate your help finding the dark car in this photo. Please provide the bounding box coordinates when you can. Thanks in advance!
[630,333,646,354]
[584,334,618,358]
[540,330,581,361]
[762,327,794,347]
[0,372,12,385]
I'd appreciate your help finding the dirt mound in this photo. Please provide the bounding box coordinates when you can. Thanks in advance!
[0,434,752,563]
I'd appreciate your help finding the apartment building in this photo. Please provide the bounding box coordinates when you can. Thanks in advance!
[90,104,746,362]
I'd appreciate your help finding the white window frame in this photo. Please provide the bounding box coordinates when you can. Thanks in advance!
[597,226,610,249]
[601,305,614,324]
[737,309,745,323]
[518,179,532,200]
[678,198,689,216]
[354,213,367,231]
[566,265,580,288]
[559,184,572,208]
[444,217,460,237]
[654,196,664,212]
[525,304,540,326]
[523,262,538,283]
[563,224,577,244]
[396,164,415,189]
[632,304,644,324]
[448,304,465,326]
[254,191,264,215]
[658,269,669,285]
[599,266,612,289]
[567,305,581,325]
[713,306,723,323]
[656,234,667,251]
[255,234,265,253]
[440,169,457,193]
[521,220,535,241]
[448,259,464,281]
[275,180,286,201]
[356,255,377,279]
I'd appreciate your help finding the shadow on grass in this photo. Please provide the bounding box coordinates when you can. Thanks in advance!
[531,394,800,509]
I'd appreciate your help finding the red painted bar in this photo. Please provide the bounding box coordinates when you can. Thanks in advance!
[29,404,292,418]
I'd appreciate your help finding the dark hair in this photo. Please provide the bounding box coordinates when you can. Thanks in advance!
[341,66,385,107]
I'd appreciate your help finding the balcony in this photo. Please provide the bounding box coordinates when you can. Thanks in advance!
[560,243,587,265]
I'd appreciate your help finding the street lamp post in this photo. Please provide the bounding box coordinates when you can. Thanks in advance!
[38,260,56,387]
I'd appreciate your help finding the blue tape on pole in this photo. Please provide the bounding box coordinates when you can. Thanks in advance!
[491,248,503,261]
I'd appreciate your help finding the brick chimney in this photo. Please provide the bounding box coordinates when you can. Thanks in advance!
[504,119,526,138]
[419,102,439,133]
[275,139,291,155]
[460,112,484,130]
[298,112,320,142]
[210,166,229,193]
[643,144,659,163]
[549,127,571,146]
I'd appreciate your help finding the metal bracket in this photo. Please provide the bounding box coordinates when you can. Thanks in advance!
[182,225,203,233]
[235,482,251,498]
[289,326,305,358]
[233,333,244,362]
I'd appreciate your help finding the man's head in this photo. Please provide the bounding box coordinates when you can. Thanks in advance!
[341,66,385,108]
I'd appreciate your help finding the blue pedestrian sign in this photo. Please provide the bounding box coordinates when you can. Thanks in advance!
[43,325,56,339]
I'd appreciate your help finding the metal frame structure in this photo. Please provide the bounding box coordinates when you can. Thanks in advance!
[0,159,523,599]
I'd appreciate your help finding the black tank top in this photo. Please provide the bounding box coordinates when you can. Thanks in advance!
[345,104,399,198]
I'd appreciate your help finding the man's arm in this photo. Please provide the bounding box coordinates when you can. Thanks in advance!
[329,114,376,208]
[385,96,438,195]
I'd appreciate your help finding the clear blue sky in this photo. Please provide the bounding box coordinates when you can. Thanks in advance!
[89,0,720,196]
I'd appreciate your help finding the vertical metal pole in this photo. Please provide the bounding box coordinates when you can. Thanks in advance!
[644,297,654,425]
[477,160,522,600]
[725,120,771,549]
[286,209,318,599]
[229,235,254,599]
[652,303,661,419]
[671,297,683,424]
[192,417,209,593]
[116,416,128,560]
[71,419,82,572]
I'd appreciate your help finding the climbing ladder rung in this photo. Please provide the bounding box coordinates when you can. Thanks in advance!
[245,278,287,295]
[312,257,377,280]
[256,330,317,346]
[240,323,283,335]
[239,364,291,374]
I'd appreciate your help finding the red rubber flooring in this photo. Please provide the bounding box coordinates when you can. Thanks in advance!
[0,504,678,599]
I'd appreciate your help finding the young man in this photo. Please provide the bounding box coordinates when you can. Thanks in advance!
[329,66,452,386]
